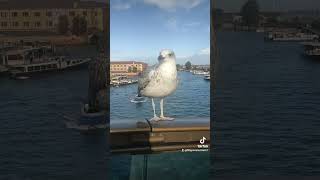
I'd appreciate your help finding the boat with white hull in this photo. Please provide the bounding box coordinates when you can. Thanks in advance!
[266,32,318,42]
[204,74,210,80]
[110,76,138,86]
[192,70,209,75]
[0,45,91,77]
[9,57,91,77]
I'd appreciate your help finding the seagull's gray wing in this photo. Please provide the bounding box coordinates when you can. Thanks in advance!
[138,64,158,96]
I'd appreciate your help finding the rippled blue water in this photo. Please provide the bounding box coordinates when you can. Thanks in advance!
[0,46,109,180]
[110,71,210,120]
[110,71,210,180]
[0,57,210,179]
[213,32,320,178]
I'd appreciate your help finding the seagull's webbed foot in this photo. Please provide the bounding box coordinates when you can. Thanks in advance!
[150,116,161,121]
[159,116,175,121]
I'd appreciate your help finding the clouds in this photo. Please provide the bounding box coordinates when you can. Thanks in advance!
[143,0,203,11]
[113,2,131,10]
[111,0,204,11]
[175,48,210,65]
[111,0,135,10]
[199,47,210,55]
[165,17,178,31]
[164,17,202,32]
[111,0,210,65]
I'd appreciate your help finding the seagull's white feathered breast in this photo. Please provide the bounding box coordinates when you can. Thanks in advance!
[138,49,177,98]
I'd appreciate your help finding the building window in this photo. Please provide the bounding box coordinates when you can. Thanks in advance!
[94,12,98,16]
[34,12,40,16]
[83,11,87,16]
[23,22,29,27]
[47,21,53,27]
[46,11,52,17]
[12,12,18,17]
[35,22,41,27]
[0,12,7,17]
[23,12,29,17]
[1,22,7,27]
[69,11,75,16]
[12,22,19,27]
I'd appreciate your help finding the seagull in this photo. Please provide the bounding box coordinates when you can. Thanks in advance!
[138,49,178,121]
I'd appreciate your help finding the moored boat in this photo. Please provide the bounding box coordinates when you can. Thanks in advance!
[0,45,91,77]
[204,74,210,80]
[192,70,209,75]
[9,57,91,77]
[301,42,320,57]
[110,75,138,86]
[266,31,318,42]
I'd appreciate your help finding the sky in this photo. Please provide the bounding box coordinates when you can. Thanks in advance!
[110,0,210,65]
[216,0,320,12]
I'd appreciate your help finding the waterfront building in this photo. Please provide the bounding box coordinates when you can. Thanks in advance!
[0,0,106,33]
[110,61,147,76]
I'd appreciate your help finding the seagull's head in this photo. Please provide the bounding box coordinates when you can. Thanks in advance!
[158,49,176,63]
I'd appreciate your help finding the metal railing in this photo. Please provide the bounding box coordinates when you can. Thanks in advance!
[110,117,210,154]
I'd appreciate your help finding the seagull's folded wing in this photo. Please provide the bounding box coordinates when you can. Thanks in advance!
[138,65,158,93]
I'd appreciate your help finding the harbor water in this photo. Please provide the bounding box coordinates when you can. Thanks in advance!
[0,48,210,180]
[0,69,110,180]
[110,71,210,120]
[2,31,320,178]
[110,71,210,180]
[213,32,320,177]
[0,46,110,180]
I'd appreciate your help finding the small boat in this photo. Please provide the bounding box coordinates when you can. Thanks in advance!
[13,76,30,80]
[192,70,209,75]
[204,74,210,80]
[64,105,108,132]
[301,42,320,57]
[266,31,318,42]
[130,95,147,103]
[110,76,138,86]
